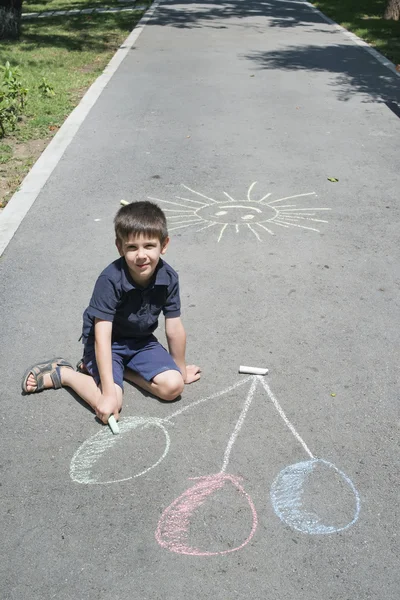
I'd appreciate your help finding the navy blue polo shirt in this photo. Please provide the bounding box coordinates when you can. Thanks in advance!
[82,257,181,344]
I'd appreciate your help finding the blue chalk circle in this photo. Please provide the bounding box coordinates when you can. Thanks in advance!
[270,459,360,534]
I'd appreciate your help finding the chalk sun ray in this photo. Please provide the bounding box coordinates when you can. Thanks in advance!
[223,191,236,202]
[274,220,320,232]
[167,218,202,226]
[197,221,219,232]
[255,222,275,236]
[280,207,331,212]
[279,212,317,217]
[168,215,203,223]
[265,192,316,205]
[247,181,257,202]
[181,184,218,204]
[148,196,199,211]
[168,222,204,232]
[162,208,195,213]
[196,221,219,232]
[281,216,329,223]
[247,223,261,241]
[271,220,290,228]
[217,224,228,242]
[175,196,208,207]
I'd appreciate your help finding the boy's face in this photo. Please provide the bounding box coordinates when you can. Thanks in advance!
[116,234,169,286]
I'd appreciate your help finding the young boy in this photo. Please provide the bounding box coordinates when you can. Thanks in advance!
[22,201,201,424]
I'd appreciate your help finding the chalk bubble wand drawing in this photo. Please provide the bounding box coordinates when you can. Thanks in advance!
[155,377,259,556]
[70,376,360,555]
[148,182,331,242]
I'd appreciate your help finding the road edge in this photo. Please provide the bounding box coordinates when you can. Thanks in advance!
[306,1,400,78]
[0,1,159,258]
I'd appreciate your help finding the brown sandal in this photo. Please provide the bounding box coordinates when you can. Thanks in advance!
[21,357,74,393]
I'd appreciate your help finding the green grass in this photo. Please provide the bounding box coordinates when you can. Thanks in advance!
[0,8,148,206]
[313,0,400,65]
[23,0,132,14]
[0,143,13,163]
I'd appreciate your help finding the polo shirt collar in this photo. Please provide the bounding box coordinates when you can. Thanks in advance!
[121,257,169,291]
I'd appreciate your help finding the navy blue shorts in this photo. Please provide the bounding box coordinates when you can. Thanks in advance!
[83,335,181,390]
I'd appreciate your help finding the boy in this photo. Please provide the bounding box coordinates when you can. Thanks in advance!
[22,201,201,424]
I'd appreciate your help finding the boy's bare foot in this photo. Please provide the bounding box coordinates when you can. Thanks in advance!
[22,358,74,393]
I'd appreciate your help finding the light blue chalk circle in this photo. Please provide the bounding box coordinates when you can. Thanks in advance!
[270,459,360,534]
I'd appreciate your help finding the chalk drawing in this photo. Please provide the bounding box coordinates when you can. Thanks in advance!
[270,459,360,535]
[258,377,360,535]
[155,474,258,556]
[70,417,170,485]
[70,378,252,485]
[70,375,360,554]
[148,182,331,242]
[155,377,259,555]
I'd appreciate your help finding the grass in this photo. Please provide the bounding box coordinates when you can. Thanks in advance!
[0,6,150,207]
[23,0,133,14]
[313,0,400,65]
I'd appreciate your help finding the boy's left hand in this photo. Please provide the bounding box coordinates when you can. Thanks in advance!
[184,364,201,384]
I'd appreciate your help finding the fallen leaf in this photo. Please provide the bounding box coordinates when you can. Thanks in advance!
[49,125,58,131]
[331,393,336,397]
[250,74,255,77]
[327,177,339,182]
[396,64,400,72]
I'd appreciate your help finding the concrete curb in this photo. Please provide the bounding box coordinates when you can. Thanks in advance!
[305,1,400,78]
[0,1,159,258]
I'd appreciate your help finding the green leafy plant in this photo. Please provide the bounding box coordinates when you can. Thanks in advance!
[0,61,28,138]
[38,77,56,98]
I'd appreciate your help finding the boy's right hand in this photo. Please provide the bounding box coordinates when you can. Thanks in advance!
[95,393,119,424]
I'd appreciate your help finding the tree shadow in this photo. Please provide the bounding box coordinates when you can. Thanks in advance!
[148,0,400,103]
[148,0,326,29]
[18,13,138,52]
[243,43,400,103]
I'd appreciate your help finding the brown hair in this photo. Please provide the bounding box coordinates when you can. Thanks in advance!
[114,201,168,244]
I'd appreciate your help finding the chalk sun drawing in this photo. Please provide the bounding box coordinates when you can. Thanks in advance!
[70,375,360,555]
[148,182,331,242]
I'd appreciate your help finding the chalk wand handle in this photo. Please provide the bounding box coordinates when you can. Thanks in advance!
[108,415,120,435]
[239,366,268,376]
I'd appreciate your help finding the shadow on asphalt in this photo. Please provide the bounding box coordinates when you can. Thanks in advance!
[147,0,400,105]
[243,44,400,104]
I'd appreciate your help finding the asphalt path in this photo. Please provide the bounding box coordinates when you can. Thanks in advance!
[1,1,400,598]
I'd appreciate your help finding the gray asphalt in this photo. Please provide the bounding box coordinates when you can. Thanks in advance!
[1,1,400,598]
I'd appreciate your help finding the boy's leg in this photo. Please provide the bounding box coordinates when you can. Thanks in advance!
[123,337,184,401]
[124,369,184,401]
[25,367,122,418]
[61,370,123,418]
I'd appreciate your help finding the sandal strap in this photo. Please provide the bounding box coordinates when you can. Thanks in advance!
[22,357,73,393]
[50,366,62,389]
[34,372,46,392]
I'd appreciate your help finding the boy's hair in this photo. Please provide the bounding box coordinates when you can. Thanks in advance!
[114,201,168,244]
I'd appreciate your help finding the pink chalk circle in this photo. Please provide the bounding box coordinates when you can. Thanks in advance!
[155,473,258,556]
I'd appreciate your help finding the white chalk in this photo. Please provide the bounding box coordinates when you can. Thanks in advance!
[120,199,129,206]
[239,366,268,376]
[108,415,120,435]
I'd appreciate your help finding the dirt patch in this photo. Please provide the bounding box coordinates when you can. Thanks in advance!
[0,137,50,210]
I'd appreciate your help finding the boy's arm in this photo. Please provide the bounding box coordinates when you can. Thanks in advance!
[94,318,119,422]
[165,317,201,384]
